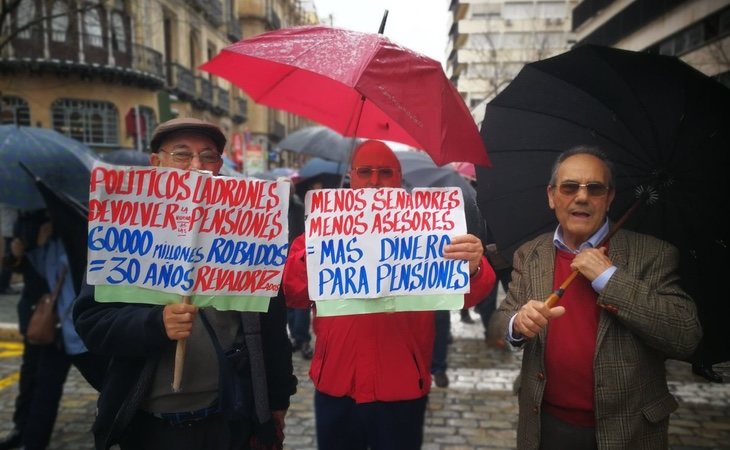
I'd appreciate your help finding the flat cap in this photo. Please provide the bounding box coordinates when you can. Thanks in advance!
[150,117,226,153]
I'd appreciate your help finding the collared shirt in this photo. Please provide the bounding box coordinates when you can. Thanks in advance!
[553,220,616,293]
[507,220,617,344]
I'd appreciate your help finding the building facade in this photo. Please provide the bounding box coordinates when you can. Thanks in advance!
[572,0,730,87]
[446,0,577,112]
[0,0,317,173]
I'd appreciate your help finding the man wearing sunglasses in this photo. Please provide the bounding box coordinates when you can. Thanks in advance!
[497,146,701,450]
[73,118,296,450]
[282,140,495,450]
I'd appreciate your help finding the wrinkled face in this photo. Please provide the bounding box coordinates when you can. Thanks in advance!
[349,144,402,189]
[150,132,223,175]
[547,153,615,250]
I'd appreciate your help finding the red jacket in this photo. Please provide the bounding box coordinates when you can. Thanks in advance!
[283,234,495,403]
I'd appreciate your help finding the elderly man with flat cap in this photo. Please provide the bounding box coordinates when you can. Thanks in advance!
[74,118,296,450]
[283,140,496,450]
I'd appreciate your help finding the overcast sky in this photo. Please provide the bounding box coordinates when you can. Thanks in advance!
[310,0,451,65]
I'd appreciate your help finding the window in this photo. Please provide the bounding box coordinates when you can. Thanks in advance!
[1,96,31,125]
[137,106,157,149]
[189,32,201,71]
[84,7,103,47]
[503,2,534,20]
[111,13,127,52]
[471,3,501,18]
[535,2,567,19]
[51,1,68,42]
[16,0,38,39]
[51,99,119,146]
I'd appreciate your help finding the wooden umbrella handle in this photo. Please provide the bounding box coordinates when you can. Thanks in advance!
[544,270,579,307]
[171,295,192,392]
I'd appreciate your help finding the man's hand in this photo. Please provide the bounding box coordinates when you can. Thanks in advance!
[443,234,484,277]
[513,300,566,339]
[162,303,198,340]
[570,247,612,282]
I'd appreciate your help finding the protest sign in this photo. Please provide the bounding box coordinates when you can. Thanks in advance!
[304,187,468,307]
[86,161,289,311]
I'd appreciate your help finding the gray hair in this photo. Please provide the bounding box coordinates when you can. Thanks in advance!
[549,145,615,189]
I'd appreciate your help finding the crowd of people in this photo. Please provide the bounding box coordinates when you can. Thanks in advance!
[0,117,719,450]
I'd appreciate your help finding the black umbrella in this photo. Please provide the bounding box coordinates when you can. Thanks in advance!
[278,126,361,163]
[20,163,89,294]
[0,125,99,210]
[476,44,730,363]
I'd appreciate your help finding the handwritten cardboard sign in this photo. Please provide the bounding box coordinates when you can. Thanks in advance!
[304,187,468,301]
[86,162,289,307]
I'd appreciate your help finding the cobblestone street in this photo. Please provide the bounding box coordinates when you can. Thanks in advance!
[1,291,729,449]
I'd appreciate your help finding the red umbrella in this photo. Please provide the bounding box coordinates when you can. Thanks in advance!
[200,25,490,167]
[451,162,476,182]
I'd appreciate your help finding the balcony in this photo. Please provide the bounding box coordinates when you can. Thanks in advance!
[2,30,164,88]
[205,0,224,28]
[191,0,223,27]
[213,86,230,115]
[167,63,196,101]
[232,97,248,124]
[270,120,286,142]
[227,17,242,42]
[195,76,214,109]
[267,8,281,30]
[132,44,164,79]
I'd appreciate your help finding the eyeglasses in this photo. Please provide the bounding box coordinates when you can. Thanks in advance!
[159,149,222,164]
[353,166,397,179]
[553,181,609,197]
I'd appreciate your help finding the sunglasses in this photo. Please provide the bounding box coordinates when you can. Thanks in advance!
[159,149,222,164]
[553,181,609,197]
[353,166,397,179]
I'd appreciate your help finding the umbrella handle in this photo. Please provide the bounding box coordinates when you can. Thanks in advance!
[171,295,192,392]
[544,270,580,307]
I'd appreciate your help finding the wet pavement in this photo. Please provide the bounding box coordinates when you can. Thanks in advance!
[1,286,729,449]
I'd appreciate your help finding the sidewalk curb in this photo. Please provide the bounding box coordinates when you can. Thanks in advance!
[0,322,22,342]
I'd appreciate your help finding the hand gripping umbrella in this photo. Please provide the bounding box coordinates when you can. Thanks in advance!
[476,45,730,361]
[200,25,490,168]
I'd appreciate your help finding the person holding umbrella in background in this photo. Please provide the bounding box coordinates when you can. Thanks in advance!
[283,140,495,449]
[497,146,701,450]
[287,173,343,361]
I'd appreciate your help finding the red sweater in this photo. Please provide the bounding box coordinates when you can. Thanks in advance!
[543,250,601,427]
[283,234,495,403]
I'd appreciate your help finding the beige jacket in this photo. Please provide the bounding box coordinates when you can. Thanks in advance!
[498,229,701,450]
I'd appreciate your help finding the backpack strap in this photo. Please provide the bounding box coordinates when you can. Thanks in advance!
[240,312,271,425]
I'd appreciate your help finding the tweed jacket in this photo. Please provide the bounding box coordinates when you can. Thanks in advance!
[498,229,702,450]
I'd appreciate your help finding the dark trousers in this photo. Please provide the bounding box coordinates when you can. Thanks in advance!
[22,342,72,450]
[315,391,427,450]
[539,411,597,450]
[287,307,311,345]
[12,340,41,433]
[120,412,252,450]
[431,310,450,374]
[0,237,13,289]
[15,339,108,450]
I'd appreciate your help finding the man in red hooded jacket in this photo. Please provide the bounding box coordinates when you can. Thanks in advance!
[283,140,495,450]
